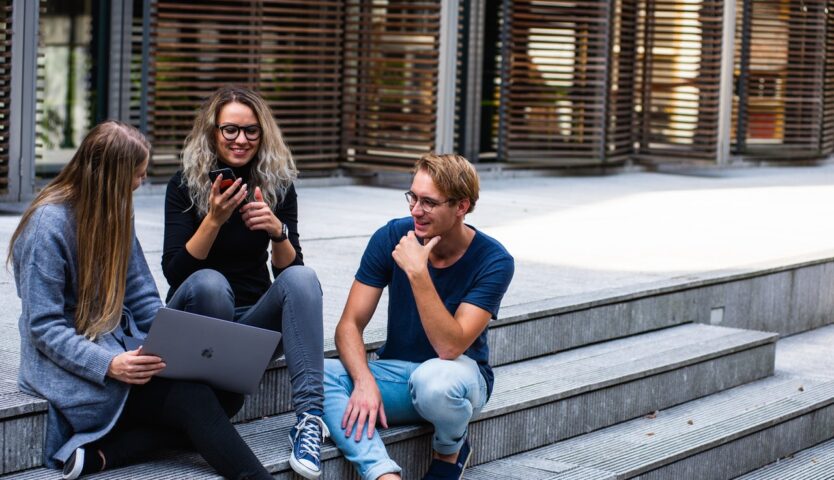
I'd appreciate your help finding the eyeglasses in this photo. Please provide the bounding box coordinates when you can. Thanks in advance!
[216,123,262,141]
[405,191,456,213]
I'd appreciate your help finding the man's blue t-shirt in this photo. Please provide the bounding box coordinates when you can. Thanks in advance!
[355,217,514,397]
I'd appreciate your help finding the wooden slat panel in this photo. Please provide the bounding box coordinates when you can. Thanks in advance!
[0,3,10,194]
[824,1,834,153]
[341,0,440,167]
[149,0,343,174]
[502,0,613,164]
[734,0,827,156]
[605,0,638,158]
[634,0,724,160]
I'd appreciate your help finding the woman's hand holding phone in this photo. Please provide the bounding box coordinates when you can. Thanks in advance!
[107,348,166,385]
[207,173,248,226]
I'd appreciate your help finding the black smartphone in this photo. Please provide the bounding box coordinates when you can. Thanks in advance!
[208,167,248,204]
[208,168,235,191]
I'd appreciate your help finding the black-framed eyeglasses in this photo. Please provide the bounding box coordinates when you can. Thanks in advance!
[216,123,262,141]
[405,191,456,213]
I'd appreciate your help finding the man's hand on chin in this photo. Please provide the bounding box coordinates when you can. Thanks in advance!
[392,231,440,278]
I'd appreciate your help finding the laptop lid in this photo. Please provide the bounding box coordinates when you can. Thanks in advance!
[134,307,281,394]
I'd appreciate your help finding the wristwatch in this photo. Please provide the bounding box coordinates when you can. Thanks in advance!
[270,222,289,243]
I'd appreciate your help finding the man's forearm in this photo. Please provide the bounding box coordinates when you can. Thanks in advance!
[408,270,466,358]
[335,322,376,385]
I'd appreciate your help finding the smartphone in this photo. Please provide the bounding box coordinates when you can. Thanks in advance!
[208,167,248,204]
[208,168,236,191]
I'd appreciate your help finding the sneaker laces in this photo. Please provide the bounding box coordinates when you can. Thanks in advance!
[293,413,330,461]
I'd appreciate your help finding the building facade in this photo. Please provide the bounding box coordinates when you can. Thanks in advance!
[1,0,833,202]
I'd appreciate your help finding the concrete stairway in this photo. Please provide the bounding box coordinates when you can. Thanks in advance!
[1,322,775,479]
[464,375,834,479]
[464,324,834,479]
[736,437,834,480]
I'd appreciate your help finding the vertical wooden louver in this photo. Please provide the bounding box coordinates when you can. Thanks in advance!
[734,0,826,156]
[502,0,612,165]
[607,0,638,160]
[341,0,440,168]
[0,1,10,194]
[635,0,723,160]
[151,1,343,176]
[823,1,834,154]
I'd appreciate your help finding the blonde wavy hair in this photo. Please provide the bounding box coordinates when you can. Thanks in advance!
[180,86,297,216]
[8,121,150,340]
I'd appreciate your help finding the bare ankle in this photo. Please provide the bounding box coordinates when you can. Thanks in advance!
[378,474,401,480]
[433,450,458,463]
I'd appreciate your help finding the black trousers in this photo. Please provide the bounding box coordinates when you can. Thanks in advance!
[90,377,271,480]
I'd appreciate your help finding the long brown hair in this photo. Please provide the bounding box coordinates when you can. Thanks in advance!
[181,86,296,216]
[8,121,150,339]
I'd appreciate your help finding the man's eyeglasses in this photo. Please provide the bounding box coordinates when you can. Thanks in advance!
[405,191,455,213]
[216,123,262,141]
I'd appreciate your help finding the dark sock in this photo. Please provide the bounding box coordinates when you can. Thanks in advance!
[81,449,104,474]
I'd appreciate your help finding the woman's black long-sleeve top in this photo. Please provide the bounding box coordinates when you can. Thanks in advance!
[162,166,303,307]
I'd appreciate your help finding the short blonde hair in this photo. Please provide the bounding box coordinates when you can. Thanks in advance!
[413,153,479,213]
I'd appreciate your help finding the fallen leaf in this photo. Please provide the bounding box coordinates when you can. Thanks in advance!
[687,420,694,425]
[646,432,655,436]
[799,385,805,392]
[645,411,658,419]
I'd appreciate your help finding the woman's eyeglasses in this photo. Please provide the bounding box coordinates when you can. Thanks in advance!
[216,123,262,141]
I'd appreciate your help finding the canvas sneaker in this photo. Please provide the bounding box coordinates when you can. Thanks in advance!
[288,412,330,479]
[422,438,472,480]
[61,447,85,480]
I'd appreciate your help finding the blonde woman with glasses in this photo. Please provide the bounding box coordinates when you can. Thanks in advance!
[10,121,273,479]
[162,86,327,479]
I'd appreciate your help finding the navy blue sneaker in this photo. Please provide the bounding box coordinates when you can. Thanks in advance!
[422,439,472,480]
[288,412,330,479]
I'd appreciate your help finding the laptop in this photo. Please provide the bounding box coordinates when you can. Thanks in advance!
[124,307,281,394]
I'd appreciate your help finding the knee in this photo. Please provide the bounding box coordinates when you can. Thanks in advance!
[183,269,234,319]
[188,269,232,295]
[409,359,462,405]
[276,266,322,301]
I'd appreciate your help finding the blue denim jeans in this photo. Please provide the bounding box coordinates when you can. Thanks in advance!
[167,267,324,416]
[322,356,488,480]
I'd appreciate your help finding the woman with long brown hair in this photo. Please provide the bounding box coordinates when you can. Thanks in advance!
[10,120,272,479]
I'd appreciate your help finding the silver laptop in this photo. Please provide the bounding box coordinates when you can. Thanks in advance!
[124,307,281,394]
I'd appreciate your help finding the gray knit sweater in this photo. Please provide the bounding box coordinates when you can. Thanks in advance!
[13,203,162,468]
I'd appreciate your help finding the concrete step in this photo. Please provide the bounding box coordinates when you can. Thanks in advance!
[735,437,834,479]
[1,323,776,478]
[464,375,834,480]
[0,281,704,475]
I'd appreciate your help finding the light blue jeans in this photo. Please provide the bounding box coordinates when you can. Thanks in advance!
[322,356,488,480]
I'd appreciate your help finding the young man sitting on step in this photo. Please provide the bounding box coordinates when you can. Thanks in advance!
[322,153,515,480]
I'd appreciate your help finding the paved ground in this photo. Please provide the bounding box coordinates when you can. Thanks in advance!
[2,164,834,352]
